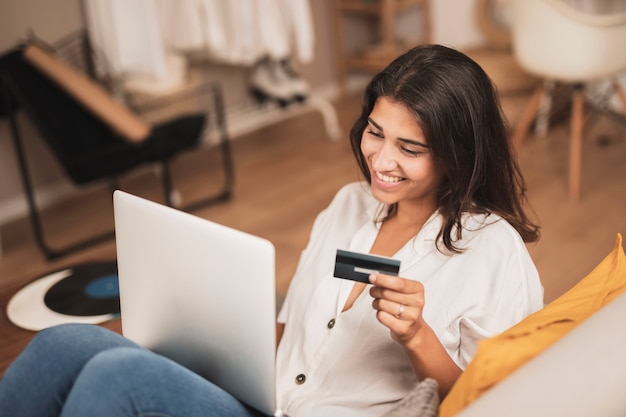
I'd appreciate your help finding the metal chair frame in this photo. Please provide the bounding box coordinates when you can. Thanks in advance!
[1,40,235,260]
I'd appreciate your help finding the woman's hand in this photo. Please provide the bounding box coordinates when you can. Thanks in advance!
[369,273,462,397]
[368,273,427,347]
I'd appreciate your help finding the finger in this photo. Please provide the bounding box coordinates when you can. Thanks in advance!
[396,302,406,318]
[373,298,412,320]
[369,273,421,294]
[370,285,409,309]
[376,310,417,343]
[369,280,425,313]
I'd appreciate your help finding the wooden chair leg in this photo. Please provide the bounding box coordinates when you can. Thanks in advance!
[534,79,555,137]
[569,86,585,201]
[614,81,626,114]
[511,84,545,148]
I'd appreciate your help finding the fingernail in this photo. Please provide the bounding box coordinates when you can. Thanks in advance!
[369,274,376,283]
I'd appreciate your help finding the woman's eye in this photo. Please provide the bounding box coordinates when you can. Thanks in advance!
[401,147,422,156]
[366,129,383,138]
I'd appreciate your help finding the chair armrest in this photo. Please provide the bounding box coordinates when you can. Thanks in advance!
[23,43,151,143]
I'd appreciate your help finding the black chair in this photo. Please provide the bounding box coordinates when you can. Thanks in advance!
[0,42,235,260]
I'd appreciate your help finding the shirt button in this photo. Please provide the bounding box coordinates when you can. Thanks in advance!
[295,374,306,385]
[327,318,336,329]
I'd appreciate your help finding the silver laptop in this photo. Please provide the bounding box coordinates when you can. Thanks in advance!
[113,190,282,416]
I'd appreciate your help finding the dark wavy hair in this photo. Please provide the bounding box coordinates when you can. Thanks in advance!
[349,44,540,253]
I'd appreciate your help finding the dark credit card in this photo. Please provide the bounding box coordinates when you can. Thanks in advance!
[333,249,401,283]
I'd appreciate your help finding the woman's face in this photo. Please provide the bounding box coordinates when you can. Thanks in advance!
[360,96,444,210]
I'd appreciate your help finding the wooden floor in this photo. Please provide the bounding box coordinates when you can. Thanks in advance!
[1,76,625,378]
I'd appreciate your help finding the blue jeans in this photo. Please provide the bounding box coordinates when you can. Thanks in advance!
[0,324,268,417]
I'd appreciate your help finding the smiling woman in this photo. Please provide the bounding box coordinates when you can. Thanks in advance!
[349,44,540,253]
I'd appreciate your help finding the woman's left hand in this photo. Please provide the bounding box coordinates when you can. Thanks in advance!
[369,273,427,347]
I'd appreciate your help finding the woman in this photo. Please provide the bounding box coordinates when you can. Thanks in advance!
[0,44,543,417]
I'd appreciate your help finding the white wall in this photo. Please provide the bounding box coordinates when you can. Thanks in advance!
[0,0,84,52]
[430,0,485,49]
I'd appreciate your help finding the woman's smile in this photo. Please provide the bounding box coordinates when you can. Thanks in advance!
[375,171,405,184]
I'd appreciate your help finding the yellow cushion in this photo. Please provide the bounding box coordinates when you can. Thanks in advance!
[439,233,626,417]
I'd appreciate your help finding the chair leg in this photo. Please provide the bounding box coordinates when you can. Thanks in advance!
[615,81,626,114]
[181,82,235,212]
[534,79,555,137]
[159,161,175,207]
[213,82,235,197]
[5,98,52,258]
[3,91,113,260]
[569,86,585,201]
[511,84,545,148]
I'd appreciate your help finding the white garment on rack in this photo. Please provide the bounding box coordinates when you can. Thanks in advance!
[159,0,314,66]
[280,0,315,63]
[84,0,315,76]
[256,0,292,62]
[201,0,261,65]
[84,0,168,79]
[156,0,206,52]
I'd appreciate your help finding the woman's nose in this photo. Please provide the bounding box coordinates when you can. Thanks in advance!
[371,141,397,171]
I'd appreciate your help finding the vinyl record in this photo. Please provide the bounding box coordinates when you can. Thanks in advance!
[44,261,120,316]
[6,261,120,332]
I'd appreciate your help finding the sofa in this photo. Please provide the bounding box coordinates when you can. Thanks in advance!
[383,233,626,417]
[454,287,626,416]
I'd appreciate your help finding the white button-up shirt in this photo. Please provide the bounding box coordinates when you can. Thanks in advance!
[276,182,543,417]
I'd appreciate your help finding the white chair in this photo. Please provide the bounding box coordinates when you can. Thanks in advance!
[507,0,626,200]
